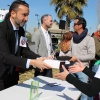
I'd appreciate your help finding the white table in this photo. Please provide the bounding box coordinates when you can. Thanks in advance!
[0,76,81,100]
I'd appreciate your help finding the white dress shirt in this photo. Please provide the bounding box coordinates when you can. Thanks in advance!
[41,26,51,56]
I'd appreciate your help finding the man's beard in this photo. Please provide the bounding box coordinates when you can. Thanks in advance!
[15,17,26,27]
[16,21,25,27]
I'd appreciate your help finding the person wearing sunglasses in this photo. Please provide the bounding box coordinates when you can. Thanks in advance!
[61,17,95,100]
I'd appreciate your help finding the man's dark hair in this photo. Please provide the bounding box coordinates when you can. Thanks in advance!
[75,17,86,29]
[41,14,51,24]
[9,0,29,16]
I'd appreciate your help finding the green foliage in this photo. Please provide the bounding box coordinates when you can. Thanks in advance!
[50,0,88,30]
[55,38,62,53]
[26,35,32,41]
[56,44,60,52]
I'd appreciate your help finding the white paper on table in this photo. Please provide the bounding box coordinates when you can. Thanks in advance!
[94,65,100,79]
[44,59,70,69]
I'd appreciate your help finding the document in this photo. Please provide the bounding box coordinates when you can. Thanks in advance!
[44,59,60,69]
[94,65,100,79]
[44,59,70,69]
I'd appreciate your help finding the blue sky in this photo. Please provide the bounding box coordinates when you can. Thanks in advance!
[0,0,98,35]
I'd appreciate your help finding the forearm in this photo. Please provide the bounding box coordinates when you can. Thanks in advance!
[66,74,100,97]
[23,49,40,59]
[22,46,40,59]
[2,54,27,69]
[83,67,95,79]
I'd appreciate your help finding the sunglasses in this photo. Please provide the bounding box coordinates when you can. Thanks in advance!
[74,23,80,26]
[74,22,83,26]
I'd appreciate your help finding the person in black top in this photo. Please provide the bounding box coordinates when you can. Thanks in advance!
[55,59,100,97]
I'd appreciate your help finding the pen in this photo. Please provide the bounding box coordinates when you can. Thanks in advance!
[50,84,61,87]
[47,82,57,85]
[47,82,61,87]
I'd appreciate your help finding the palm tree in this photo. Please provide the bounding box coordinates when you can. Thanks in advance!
[50,0,88,31]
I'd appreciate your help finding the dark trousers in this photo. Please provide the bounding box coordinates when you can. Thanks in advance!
[0,70,18,91]
[34,69,52,78]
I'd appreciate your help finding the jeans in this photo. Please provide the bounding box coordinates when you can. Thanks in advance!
[88,65,100,100]
[92,65,99,73]
[75,72,88,100]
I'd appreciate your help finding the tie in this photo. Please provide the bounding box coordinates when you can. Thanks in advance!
[9,30,19,74]
[15,30,18,53]
[15,30,20,72]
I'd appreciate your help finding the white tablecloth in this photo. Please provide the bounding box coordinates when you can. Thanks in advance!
[0,76,81,100]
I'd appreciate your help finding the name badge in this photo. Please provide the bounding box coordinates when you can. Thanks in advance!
[19,36,27,47]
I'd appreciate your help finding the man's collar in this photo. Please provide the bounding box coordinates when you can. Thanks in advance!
[10,18,19,31]
[41,26,48,33]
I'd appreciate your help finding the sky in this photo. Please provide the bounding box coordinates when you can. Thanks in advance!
[0,0,99,35]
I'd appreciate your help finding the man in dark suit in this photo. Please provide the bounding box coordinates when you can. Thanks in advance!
[0,0,51,91]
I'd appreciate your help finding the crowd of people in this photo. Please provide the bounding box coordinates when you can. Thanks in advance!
[0,0,100,100]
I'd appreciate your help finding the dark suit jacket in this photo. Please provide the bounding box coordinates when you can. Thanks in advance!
[0,19,40,77]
